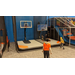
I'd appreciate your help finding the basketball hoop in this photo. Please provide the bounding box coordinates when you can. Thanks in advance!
[24,25,28,28]
[37,24,47,31]
[20,21,32,28]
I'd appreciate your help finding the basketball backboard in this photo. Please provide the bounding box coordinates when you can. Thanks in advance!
[20,21,32,28]
[37,24,47,31]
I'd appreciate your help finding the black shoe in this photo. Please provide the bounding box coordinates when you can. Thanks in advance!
[0,54,2,58]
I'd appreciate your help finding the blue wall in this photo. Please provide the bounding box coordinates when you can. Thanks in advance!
[4,16,75,42]
[15,16,34,41]
[4,16,14,42]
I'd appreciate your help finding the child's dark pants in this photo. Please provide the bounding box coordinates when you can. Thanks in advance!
[44,51,49,58]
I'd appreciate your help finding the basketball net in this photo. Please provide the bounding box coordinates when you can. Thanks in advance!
[25,26,27,28]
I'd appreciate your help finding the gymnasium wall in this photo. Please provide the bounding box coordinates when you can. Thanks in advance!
[4,16,47,42]
[15,16,34,41]
[4,16,14,42]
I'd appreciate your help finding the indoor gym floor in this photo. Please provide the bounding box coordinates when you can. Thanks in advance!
[2,42,75,58]
[17,39,60,50]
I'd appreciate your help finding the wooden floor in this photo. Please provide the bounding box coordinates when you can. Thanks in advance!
[17,39,60,50]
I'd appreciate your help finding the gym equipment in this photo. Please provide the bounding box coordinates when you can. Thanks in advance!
[20,20,32,43]
[37,24,47,39]
[13,16,60,51]
[37,24,47,31]
[20,20,32,28]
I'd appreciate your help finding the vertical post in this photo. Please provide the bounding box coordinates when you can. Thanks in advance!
[47,16,49,37]
[34,16,35,39]
[63,28,64,40]
[47,16,49,26]
[54,18,55,39]
[3,16,7,44]
[54,19,56,39]
[69,28,71,46]
[12,16,18,52]
[54,18,55,27]
[24,28,26,40]
[58,28,59,40]
[50,18,51,38]
[12,16,17,42]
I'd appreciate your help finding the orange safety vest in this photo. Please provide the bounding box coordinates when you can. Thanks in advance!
[43,43,51,51]
[6,36,9,44]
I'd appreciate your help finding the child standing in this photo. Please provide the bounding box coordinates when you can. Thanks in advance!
[43,39,52,58]
[42,35,44,41]
[60,37,65,49]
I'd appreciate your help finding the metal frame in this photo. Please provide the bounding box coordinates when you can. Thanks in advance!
[58,28,59,40]
[12,16,19,52]
[56,27,74,46]
[54,17,75,27]
[48,17,75,46]
[53,18,55,39]
[54,18,75,46]
[55,17,70,27]
[50,18,51,38]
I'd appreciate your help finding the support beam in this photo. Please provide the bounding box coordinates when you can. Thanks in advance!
[50,18,51,38]
[56,27,75,28]
[63,28,64,40]
[69,28,71,46]
[53,18,55,39]
[12,16,19,52]
[58,28,59,40]
[12,16,17,42]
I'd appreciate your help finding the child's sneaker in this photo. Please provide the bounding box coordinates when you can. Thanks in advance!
[0,54,2,58]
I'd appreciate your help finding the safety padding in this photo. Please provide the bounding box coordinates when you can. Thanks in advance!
[70,36,75,40]
[18,45,28,49]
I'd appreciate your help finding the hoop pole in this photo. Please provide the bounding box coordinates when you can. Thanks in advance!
[24,28,26,40]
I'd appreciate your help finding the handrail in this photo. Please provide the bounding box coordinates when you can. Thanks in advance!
[54,17,75,27]
[55,17,70,27]
[65,17,75,27]
[60,17,71,25]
